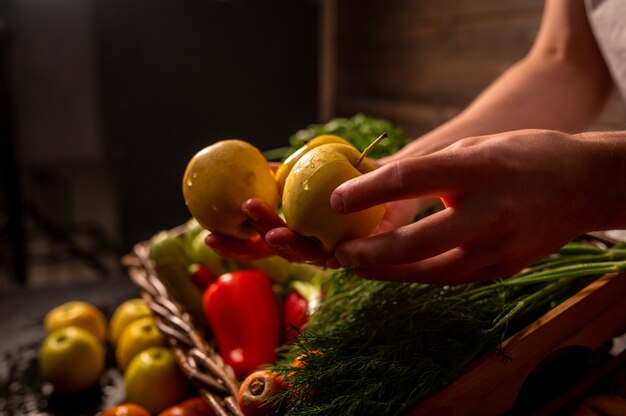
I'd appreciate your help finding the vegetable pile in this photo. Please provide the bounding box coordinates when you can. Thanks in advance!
[269,242,626,416]
[147,218,326,373]
[151,114,626,415]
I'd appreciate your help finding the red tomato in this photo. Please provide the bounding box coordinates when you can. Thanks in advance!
[101,403,151,416]
[158,397,214,416]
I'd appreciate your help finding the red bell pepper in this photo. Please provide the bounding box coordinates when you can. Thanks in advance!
[283,291,308,342]
[202,270,281,379]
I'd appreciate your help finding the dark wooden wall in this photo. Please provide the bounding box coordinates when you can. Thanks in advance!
[96,0,320,250]
[328,0,624,137]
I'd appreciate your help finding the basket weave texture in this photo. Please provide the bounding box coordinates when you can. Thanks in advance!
[123,241,244,416]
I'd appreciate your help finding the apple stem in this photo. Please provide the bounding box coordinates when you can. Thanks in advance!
[355,132,387,168]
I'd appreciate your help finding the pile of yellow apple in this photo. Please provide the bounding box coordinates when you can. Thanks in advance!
[39,299,190,414]
[40,301,108,393]
[182,134,386,252]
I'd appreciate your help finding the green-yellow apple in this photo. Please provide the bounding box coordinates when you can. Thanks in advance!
[275,134,351,194]
[182,140,279,239]
[39,326,105,393]
[124,347,190,414]
[44,301,107,343]
[108,298,152,345]
[188,228,229,277]
[148,230,207,333]
[116,316,166,370]
[282,142,386,252]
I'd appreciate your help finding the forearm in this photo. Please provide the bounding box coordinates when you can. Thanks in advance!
[391,54,612,159]
[388,0,613,161]
[577,130,626,231]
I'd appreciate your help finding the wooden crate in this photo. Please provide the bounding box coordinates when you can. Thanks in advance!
[412,270,626,415]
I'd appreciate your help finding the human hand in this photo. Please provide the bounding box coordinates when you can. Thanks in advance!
[205,173,441,266]
[205,197,442,267]
[202,159,325,263]
[329,129,609,284]
[204,197,331,265]
[200,151,411,265]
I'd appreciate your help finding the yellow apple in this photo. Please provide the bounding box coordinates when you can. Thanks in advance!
[182,140,279,239]
[108,298,152,345]
[116,316,166,370]
[39,326,105,393]
[282,142,386,252]
[44,301,107,343]
[274,134,352,193]
[124,347,190,414]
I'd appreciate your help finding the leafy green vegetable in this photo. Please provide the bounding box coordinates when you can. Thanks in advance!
[270,243,626,416]
[287,113,411,160]
[263,113,410,162]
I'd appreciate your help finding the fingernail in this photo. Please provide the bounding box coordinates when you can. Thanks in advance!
[241,205,259,222]
[264,232,281,248]
[204,233,216,246]
[330,192,345,213]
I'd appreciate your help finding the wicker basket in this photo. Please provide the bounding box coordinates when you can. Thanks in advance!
[123,241,244,416]
[123,231,626,415]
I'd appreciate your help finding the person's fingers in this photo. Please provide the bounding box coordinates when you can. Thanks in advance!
[352,240,529,285]
[352,247,484,284]
[334,206,488,268]
[241,198,286,235]
[265,227,327,265]
[373,198,427,233]
[331,150,487,214]
[204,233,274,260]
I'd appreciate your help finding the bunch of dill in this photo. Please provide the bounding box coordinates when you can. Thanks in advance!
[271,243,626,416]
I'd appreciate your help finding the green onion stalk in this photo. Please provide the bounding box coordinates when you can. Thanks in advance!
[270,242,626,416]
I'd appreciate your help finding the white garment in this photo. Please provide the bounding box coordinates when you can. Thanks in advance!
[585,0,626,101]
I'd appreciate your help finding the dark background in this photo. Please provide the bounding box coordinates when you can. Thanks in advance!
[0,0,320,286]
[1,0,624,287]
[96,0,319,250]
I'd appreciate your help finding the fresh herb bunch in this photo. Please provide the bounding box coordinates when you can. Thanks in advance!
[288,113,411,160]
[271,242,626,416]
[262,113,409,161]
